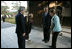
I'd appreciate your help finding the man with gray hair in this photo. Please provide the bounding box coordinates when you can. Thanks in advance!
[15,6,26,48]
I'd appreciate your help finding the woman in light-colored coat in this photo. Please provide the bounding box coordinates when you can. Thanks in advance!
[49,9,62,48]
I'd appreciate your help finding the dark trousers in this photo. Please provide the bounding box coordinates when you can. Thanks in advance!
[43,26,50,41]
[17,33,25,48]
[25,23,32,39]
[2,18,5,22]
[52,32,60,48]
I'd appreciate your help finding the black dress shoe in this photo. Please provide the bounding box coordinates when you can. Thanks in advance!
[42,39,49,43]
[49,46,56,48]
[49,46,53,48]
[44,40,49,43]
[42,39,45,41]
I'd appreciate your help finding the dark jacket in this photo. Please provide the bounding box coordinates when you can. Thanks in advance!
[42,12,51,27]
[15,12,26,34]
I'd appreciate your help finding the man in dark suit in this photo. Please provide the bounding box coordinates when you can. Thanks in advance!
[42,5,51,43]
[2,14,6,22]
[15,6,26,48]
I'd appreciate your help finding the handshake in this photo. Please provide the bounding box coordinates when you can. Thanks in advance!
[23,33,25,36]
